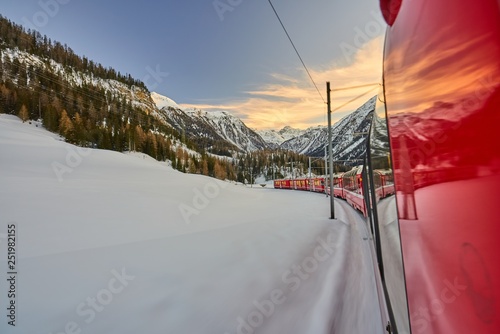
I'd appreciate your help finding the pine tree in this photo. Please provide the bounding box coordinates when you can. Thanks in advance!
[188,158,197,174]
[59,110,74,140]
[18,104,29,122]
[202,159,209,176]
[73,112,85,145]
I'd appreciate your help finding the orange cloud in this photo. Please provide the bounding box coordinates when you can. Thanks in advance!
[181,36,384,130]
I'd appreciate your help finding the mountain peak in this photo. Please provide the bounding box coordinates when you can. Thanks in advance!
[151,92,181,110]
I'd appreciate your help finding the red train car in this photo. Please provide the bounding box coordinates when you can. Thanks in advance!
[273,179,291,189]
[341,166,367,216]
[375,0,500,332]
[372,169,395,201]
[332,173,345,199]
[311,177,326,193]
[274,170,368,216]
[274,177,328,193]
[293,178,309,191]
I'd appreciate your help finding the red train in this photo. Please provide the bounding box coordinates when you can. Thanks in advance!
[273,167,395,217]
[275,0,500,333]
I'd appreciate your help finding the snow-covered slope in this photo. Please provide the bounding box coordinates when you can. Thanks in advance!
[256,126,306,147]
[152,92,267,152]
[186,108,267,152]
[150,91,375,160]
[0,114,383,334]
[151,91,181,110]
[1,48,157,115]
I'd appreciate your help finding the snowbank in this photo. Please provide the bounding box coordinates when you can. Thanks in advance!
[0,114,382,334]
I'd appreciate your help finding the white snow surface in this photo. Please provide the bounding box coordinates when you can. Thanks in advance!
[0,115,383,334]
[151,91,182,110]
[256,126,306,146]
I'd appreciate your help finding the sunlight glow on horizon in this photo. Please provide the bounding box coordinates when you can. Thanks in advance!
[180,36,384,130]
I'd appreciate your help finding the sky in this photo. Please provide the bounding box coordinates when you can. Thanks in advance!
[0,0,386,129]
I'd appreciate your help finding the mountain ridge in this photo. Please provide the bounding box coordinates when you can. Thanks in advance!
[149,91,376,162]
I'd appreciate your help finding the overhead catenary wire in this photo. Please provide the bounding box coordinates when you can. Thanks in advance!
[267,0,326,104]
[330,82,380,92]
[331,84,380,113]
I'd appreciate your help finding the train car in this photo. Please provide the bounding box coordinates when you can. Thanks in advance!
[294,178,309,191]
[311,177,326,193]
[368,0,500,333]
[342,166,367,216]
[372,169,395,200]
[332,173,345,198]
[273,179,291,189]
[379,170,395,198]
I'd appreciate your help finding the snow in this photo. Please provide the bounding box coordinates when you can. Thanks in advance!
[151,91,182,110]
[278,96,376,157]
[0,114,383,334]
[1,48,157,116]
[182,107,266,152]
[256,127,306,146]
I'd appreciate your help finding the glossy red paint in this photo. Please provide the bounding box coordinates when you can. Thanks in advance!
[380,0,402,26]
[382,0,500,332]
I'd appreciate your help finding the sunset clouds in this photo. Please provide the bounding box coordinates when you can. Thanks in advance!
[182,36,384,130]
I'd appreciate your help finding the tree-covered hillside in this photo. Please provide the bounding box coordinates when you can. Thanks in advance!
[0,15,332,183]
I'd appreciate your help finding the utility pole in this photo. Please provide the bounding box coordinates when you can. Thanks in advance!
[324,146,328,196]
[272,153,275,180]
[250,166,253,188]
[327,82,335,219]
[308,157,312,191]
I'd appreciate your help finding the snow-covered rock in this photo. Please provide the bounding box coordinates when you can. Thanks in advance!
[152,92,267,152]
[280,96,376,162]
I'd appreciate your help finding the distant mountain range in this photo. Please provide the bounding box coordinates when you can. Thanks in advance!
[151,93,267,153]
[279,96,376,160]
[151,92,376,162]
[0,15,375,167]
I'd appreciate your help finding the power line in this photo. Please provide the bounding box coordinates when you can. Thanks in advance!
[330,82,380,92]
[267,0,325,104]
[331,85,380,113]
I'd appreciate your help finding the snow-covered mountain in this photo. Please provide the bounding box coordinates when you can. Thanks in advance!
[152,93,267,152]
[1,25,374,161]
[151,92,376,162]
[256,126,306,147]
[280,96,376,162]
[1,47,158,116]
[186,108,267,152]
[151,91,181,110]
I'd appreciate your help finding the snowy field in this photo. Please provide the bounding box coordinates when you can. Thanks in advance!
[0,114,383,334]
